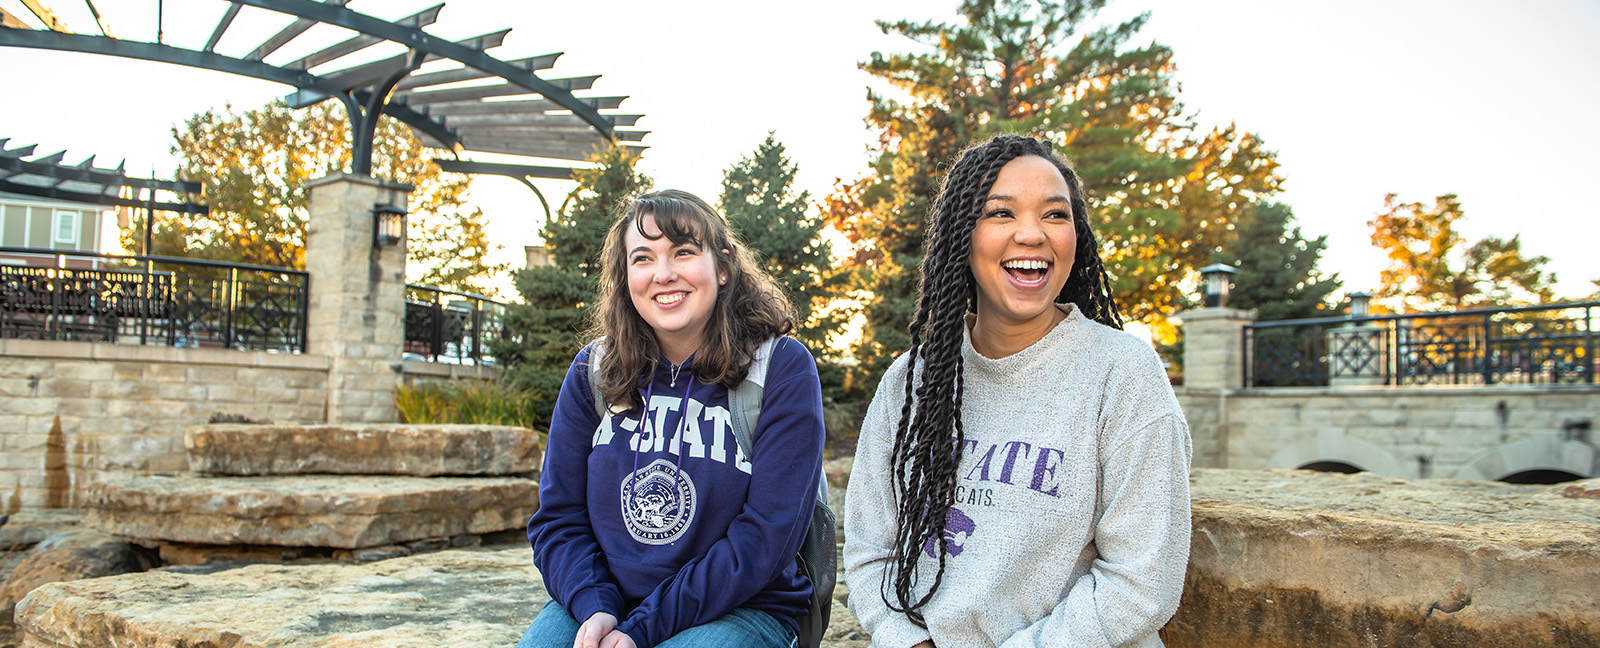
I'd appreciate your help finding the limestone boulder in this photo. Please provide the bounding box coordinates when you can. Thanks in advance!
[0,511,80,551]
[28,527,121,553]
[81,475,538,549]
[1,530,152,643]
[823,456,853,491]
[11,547,869,648]
[1162,468,1600,648]
[824,571,869,647]
[14,548,547,648]
[1558,478,1600,499]
[153,542,325,567]
[187,423,542,476]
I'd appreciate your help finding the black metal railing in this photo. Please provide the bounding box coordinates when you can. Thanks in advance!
[1244,301,1597,388]
[0,248,308,353]
[404,285,509,365]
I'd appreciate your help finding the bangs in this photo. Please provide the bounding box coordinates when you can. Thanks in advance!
[630,195,712,247]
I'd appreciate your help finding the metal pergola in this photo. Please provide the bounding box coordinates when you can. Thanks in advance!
[1,136,209,259]
[0,138,206,214]
[0,0,647,182]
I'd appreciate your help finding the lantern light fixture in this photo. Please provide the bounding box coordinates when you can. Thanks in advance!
[1348,291,1373,318]
[373,203,406,248]
[1198,263,1239,308]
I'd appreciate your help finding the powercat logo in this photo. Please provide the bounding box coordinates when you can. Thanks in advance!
[923,507,977,558]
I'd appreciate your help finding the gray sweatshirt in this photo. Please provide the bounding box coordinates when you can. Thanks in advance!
[844,305,1192,648]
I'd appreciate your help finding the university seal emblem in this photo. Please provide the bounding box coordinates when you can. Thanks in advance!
[620,458,697,545]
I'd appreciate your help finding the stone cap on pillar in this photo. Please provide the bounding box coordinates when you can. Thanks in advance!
[305,173,415,193]
[1174,307,1258,325]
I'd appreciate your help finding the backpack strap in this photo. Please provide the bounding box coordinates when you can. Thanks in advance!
[727,337,830,504]
[727,336,781,462]
[585,339,607,419]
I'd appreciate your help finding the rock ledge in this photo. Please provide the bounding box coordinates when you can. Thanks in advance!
[15,549,546,648]
[81,475,537,548]
[187,423,541,476]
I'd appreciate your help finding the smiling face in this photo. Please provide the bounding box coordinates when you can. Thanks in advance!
[625,212,724,363]
[968,155,1078,333]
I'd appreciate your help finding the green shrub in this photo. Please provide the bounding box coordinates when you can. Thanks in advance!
[395,380,542,431]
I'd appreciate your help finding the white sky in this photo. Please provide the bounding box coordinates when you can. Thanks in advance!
[2,0,1596,301]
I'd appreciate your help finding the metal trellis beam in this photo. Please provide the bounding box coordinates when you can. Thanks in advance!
[0,0,648,188]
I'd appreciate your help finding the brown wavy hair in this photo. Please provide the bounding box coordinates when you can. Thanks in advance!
[587,189,794,412]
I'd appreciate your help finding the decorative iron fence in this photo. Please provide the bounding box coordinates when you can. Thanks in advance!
[0,248,308,353]
[404,285,509,365]
[1244,301,1597,388]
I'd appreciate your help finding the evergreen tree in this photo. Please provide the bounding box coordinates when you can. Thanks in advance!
[827,0,1283,392]
[1214,201,1341,321]
[1369,193,1555,311]
[718,134,842,356]
[489,144,651,426]
[146,100,503,295]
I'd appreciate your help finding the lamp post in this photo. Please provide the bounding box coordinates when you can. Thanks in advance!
[1348,291,1372,318]
[372,203,406,248]
[1198,263,1239,308]
[1331,290,1382,386]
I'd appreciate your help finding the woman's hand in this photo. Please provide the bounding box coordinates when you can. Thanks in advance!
[599,630,638,648]
[573,612,618,648]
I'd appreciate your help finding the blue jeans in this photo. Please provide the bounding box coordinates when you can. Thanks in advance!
[516,600,795,648]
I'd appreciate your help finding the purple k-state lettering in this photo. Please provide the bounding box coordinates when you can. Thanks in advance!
[1029,446,1065,496]
[997,441,1033,484]
[959,439,1065,498]
[963,439,998,481]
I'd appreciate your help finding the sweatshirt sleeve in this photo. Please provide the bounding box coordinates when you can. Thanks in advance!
[843,355,934,648]
[527,344,626,624]
[615,338,826,648]
[997,347,1193,648]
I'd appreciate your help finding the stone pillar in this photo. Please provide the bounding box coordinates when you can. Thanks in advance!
[304,173,411,423]
[1327,324,1387,387]
[1180,307,1256,391]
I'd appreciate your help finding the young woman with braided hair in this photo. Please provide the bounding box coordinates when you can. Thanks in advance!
[844,134,1192,648]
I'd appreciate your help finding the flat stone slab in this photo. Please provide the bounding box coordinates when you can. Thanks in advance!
[81,475,537,549]
[14,548,548,648]
[11,547,870,648]
[33,469,1595,648]
[187,424,542,476]
[1163,468,1600,648]
[0,510,81,550]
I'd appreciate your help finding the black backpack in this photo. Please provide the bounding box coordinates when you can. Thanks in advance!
[586,337,837,648]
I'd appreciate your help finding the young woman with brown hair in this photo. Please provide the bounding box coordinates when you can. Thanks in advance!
[520,190,825,648]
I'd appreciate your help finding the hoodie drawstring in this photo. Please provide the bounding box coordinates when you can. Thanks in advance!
[629,357,695,511]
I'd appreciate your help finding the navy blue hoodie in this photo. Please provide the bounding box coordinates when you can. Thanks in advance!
[528,338,825,648]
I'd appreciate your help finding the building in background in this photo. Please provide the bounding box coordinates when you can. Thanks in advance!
[0,191,112,268]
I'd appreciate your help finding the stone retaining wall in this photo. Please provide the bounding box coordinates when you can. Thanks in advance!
[0,339,500,514]
[0,339,329,514]
[1174,389,1224,468]
[1180,384,1600,479]
[400,359,499,385]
